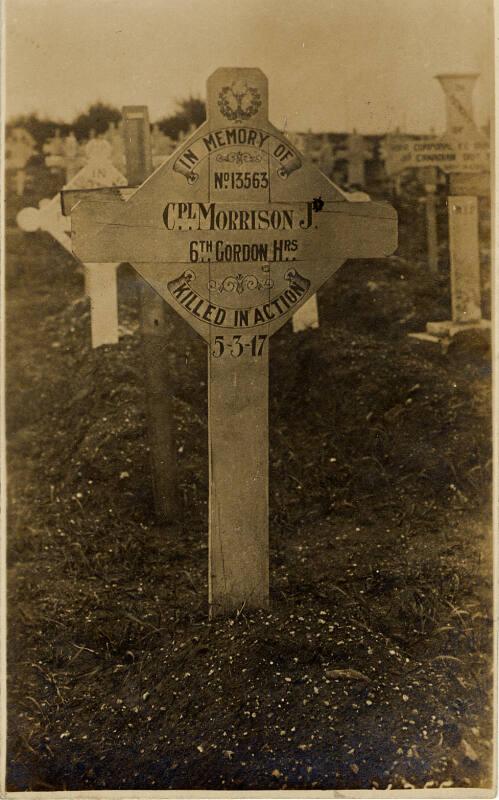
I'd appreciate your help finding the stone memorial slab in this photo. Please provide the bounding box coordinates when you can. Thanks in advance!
[70,67,397,616]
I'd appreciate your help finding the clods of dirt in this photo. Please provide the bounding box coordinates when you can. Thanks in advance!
[5,169,493,791]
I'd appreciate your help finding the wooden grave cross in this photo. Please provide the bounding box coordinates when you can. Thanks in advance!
[62,106,179,522]
[17,146,128,347]
[68,67,397,616]
[121,106,179,522]
[432,74,489,336]
[345,130,373,188]
[409,74,490,341]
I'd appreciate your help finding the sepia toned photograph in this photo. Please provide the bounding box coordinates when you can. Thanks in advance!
[3,0,495,795]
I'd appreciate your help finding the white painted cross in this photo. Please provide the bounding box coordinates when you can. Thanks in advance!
[17,145,128,347]
[6,128,37,195]
[69,67,397,616]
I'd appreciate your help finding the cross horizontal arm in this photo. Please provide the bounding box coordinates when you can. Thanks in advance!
[71,199,397,264]
[60,186,134,216]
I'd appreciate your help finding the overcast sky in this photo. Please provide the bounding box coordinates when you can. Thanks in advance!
[5,0,494,134]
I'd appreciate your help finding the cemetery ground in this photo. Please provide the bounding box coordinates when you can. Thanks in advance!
[6,167,493,791]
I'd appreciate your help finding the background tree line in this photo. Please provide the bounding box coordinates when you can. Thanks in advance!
[7,96,206,149]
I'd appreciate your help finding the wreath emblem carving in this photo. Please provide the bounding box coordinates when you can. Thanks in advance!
[218,81,262,123]
[208,266,273,295]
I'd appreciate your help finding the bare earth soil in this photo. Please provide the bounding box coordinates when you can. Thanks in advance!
[5,166,493,791]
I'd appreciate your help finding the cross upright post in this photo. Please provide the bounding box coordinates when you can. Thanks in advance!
[418,166,439,274]
[122,106,179,523]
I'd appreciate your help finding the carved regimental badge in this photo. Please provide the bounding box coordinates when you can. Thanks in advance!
[218,80,262,122]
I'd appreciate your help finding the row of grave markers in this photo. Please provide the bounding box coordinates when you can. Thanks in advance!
[285,74,490,335]
[6,122,183,194]
[43,123,179,179]
[381,73,490,341]
[16,72,490,350]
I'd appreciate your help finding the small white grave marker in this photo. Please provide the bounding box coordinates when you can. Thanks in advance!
[6,128,37,195]
[345,130,372,187]
[69,68,397,616]
[151,124,175,167]
[424,195,485,339]
[104,121,126,171]
[43,129,65,171]
[292,295,320,332]
[447,196,481,324]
